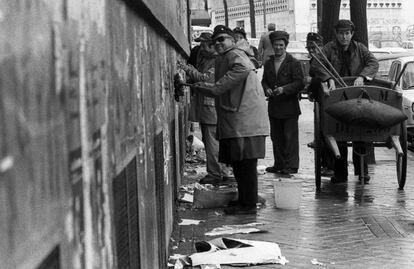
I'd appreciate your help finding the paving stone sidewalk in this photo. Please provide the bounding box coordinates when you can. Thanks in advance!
[169,101,414,269]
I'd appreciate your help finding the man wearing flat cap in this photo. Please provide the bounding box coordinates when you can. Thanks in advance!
[191,25,270,214]
[262,30,304,175]
[311,19,379,184]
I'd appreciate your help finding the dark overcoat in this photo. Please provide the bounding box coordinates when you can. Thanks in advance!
[262,53,304,118]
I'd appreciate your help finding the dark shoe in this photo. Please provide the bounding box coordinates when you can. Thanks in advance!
[280,168,298,174]
[199,174,221,184]
[265,166,283,173]
[222,176,236,184]
[227,195,266,207]
[224,205,257,215]
[307,141,316,148]
[321,167,334,177]
[330,176,348,183]
[358,175,371,183]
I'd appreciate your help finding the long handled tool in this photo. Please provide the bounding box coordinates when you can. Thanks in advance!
[309,52,347,87]
[312,41,347,87]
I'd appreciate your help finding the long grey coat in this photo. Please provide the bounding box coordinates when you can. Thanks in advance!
[195,47,269,139]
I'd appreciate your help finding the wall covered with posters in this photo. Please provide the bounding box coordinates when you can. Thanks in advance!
[0,0,190,268]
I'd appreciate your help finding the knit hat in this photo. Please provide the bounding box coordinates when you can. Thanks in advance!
[269,30,289,44]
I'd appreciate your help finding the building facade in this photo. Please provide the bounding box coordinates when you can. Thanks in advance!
[210,0,414,43]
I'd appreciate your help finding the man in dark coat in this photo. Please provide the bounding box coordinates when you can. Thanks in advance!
[262,31,304,175]
[311,19,379,183]
[304,32,334,176]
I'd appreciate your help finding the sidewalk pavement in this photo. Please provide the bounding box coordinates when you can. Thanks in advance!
[169,101,414,268]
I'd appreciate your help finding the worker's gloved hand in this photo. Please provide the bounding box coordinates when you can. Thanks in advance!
[353,76,364,86]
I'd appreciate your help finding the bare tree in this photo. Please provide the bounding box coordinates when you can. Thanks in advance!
[249,0,256,38]
[319,0,341,44]
[223,0,229,26]
[350,0,368,47]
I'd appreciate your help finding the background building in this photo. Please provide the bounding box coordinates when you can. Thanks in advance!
[210,0,414,43]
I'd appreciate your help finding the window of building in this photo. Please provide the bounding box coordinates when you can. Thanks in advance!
[236,20,245,28]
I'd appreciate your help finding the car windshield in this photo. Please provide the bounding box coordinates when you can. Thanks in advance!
[402,62,414,89]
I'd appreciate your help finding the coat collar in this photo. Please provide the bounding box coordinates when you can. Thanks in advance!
[267,52,295,77]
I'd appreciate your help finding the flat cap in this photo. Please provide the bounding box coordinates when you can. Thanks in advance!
[269,30,289,43]
[212,25,234,40]
[306,32,323,43]
[194,32,212,42]
[335,19,355,31]
[233,27,247,39]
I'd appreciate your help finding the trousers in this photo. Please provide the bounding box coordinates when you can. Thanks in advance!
[200,123,227,178]
[232,159,258,207]
[334,142,368,178]
[269,117,299,170]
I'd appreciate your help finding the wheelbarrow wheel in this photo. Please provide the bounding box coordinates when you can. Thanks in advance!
[397,121,407,190]
[314,102,322,190]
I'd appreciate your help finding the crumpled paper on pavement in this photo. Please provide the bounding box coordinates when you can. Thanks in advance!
[189,237,288,266]
[178,219,204,225]
[205,222,265,236]
[168,254,191,269]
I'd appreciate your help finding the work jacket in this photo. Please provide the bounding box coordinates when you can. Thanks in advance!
[196,46,269,139]
[262,53,304,118]
[187,51,217,124]
[311,40,379,81]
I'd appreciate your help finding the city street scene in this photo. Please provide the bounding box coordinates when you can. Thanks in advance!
[2,0,414,269]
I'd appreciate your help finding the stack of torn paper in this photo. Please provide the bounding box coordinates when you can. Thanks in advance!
[189,237,288,267]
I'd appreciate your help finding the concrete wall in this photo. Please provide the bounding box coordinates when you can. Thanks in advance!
[0,0,190,268]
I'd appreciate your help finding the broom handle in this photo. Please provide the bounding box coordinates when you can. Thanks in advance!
[312,41,347,87]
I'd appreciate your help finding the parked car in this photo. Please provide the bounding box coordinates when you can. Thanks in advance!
[375,52,414,79]
[287,41,310,75]
[386,54,414,142]
[370,48,392,58]
[370,40,406,54]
